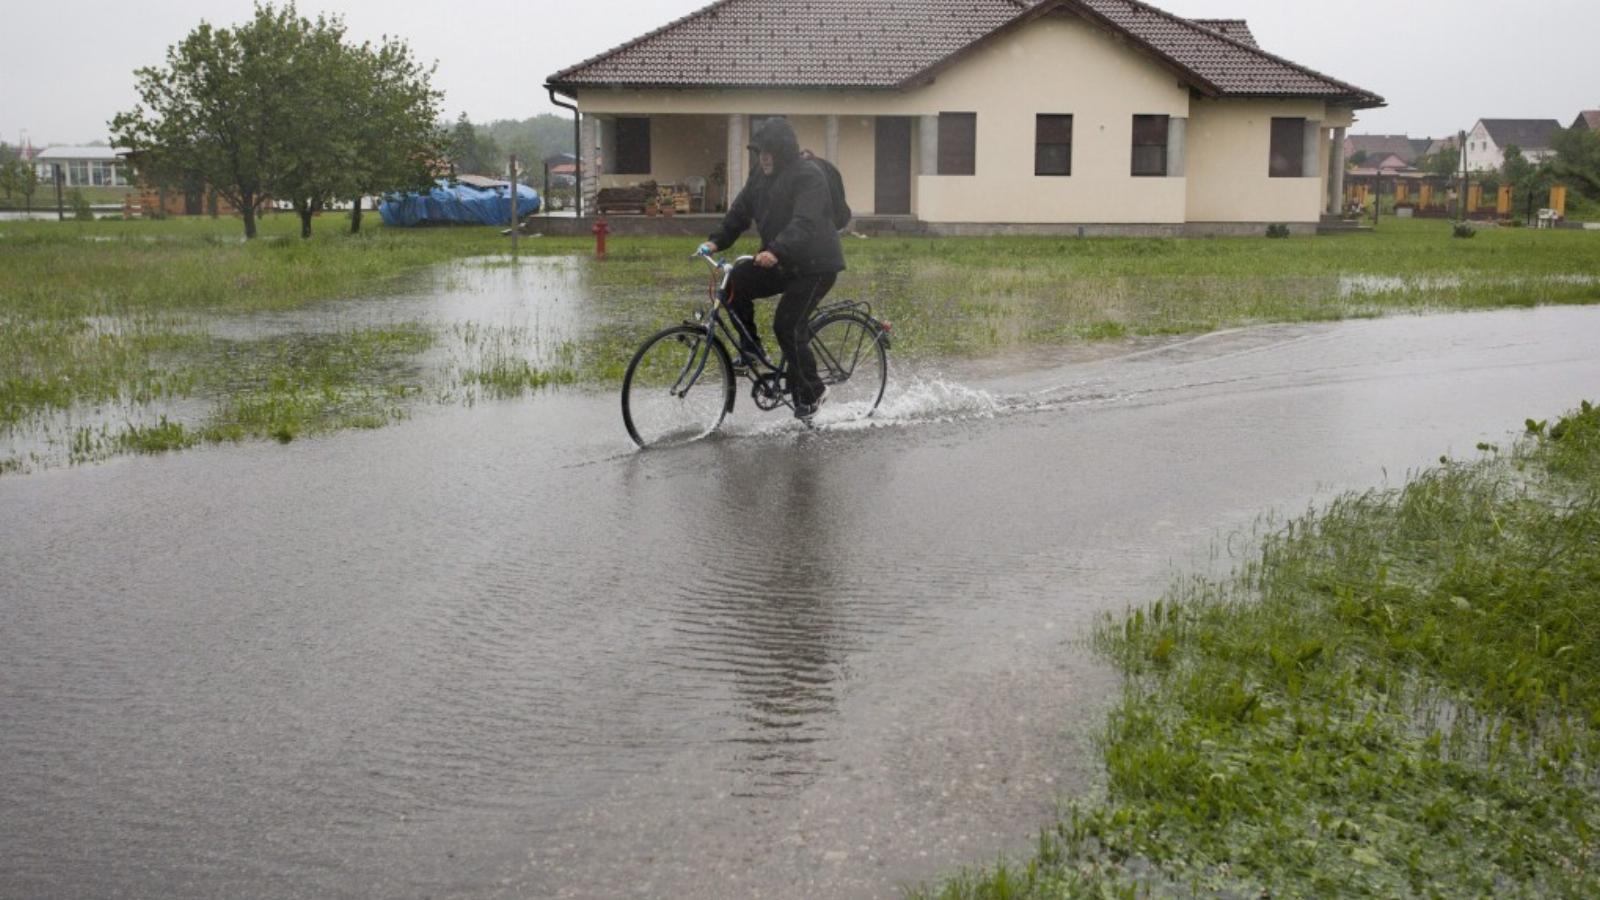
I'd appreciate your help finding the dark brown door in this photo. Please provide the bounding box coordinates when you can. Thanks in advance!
[874,117,913,216]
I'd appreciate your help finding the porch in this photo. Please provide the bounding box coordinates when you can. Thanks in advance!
[578,113,917,221]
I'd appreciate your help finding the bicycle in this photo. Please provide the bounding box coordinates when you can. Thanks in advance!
[621,250,892,447]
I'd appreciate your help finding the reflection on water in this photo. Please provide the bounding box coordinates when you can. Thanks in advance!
[673,445,846,796]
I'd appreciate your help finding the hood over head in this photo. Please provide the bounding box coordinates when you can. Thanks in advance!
[748,117,801,171]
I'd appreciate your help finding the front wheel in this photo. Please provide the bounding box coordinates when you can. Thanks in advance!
[807,312,888,419]
[621,325,735,447]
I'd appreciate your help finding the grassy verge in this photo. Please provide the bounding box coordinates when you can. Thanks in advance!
[918,401,1600,898]
[3,216,1598,470]
[0,185,135,210]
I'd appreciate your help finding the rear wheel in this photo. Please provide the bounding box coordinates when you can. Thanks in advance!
[621,325,734,447]
[807,313,888,419]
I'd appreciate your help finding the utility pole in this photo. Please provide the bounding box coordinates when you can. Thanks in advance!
[509,154,519,253]
[54,164,64,221]
[1457,130,1468,223]
[1373,165,1382,228]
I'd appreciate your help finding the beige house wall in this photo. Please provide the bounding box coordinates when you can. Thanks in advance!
[572,11,1357,224]
[1186,99,1330,223]
[905,15,1192,223]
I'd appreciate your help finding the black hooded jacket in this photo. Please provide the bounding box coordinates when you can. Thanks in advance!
[709,118,846,276]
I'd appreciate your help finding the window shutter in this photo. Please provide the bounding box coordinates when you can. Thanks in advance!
[937,113,976,176]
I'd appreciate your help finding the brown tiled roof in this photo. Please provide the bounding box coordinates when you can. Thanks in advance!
[1480,119,1562,151]
[1571,110,1600,131]
[1074,0,1378,104]
[1189,18,1257,49]
[548,0,1383,108]
[1346,134,1425,164]
[547,0,1026,90]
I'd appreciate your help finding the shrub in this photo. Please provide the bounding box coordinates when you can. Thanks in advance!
[1453,222,1477,239]
[68,189,93,221]
[1265,223,1291,239]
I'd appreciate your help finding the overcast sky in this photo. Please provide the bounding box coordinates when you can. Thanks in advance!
[4,0,1596,147]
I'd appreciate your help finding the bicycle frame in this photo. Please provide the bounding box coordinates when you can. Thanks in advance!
[684,250,891,415]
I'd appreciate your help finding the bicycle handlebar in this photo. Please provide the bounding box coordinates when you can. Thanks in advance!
[691,249,753,273]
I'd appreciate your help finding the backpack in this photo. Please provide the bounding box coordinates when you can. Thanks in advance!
[801,150,852,231]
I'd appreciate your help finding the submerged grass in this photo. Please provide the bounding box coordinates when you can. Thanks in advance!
[915,401,1600,898]
[2,215,1598,469]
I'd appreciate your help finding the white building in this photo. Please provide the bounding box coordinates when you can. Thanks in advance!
[1462,120,1561,172]
[32,146,130,187]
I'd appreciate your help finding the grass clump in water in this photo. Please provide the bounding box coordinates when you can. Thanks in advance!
[918,400,1600,898]
[461,358,578,399]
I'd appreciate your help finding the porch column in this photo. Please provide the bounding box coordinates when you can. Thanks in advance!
[919,114,938,175]
[580,114,602,216]
[726,113,748,195]
[1328,126,1347,215]
[824,115,840,162]
[1166,117,1187,177]
[1303,120,1322,185]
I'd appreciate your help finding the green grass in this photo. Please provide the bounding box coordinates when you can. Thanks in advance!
[0,184,134,210]
[915,401,1600,899]
[3,216,1599,470]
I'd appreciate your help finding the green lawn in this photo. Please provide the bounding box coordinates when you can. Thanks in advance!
[2,215,1598,469]
[917,401,1600,899]
[0,184,135,210]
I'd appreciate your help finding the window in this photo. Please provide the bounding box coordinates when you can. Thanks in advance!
[1269,117,1305,177]
[613,117,651,176]
[937,112,976,176]
[69,160,90,186]
[1035,115,1073,176]
[1131,115,1169,176]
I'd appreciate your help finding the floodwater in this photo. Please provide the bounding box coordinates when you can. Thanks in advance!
[4,299,1600,899]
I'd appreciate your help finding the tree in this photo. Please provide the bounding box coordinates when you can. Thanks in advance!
[1348,150,1369,168]
[345,37,445,234]
[111,5,306,238]
[1552,126,1600,199]
[1420,147,1460,179]
[448,114,502,176]
[1501,145,1554,217]
[112,2,442,239]
[268,10,363,239]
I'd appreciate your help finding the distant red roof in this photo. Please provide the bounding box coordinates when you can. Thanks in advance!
[548,0,1382,108]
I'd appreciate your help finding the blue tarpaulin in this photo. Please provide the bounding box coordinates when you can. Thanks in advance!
[379,180,541,227]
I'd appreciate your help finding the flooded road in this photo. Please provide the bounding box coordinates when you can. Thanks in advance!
[3,304,1600,899]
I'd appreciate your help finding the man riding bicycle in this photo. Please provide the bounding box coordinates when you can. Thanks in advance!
[697,117,844,420]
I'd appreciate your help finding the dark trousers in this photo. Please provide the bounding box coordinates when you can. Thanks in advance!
[725,262,837,406]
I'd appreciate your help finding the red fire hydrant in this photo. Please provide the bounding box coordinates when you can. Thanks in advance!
[593,216,609,260]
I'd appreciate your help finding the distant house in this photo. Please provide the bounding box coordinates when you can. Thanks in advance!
[1422,135,1459,159]
[1572,110,1600,132]
[1345,134,1425,166]
[546,0,1384,234]
[31,146,131,188]
[1463,119,1561,171]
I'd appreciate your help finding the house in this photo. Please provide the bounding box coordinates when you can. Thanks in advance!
[31,146,131,188]
[545,0,1383,235]
[1463,119,1561,172]
[1573,110,1600,132]
[1422,135,1459,159]
[1344,134,1426,167]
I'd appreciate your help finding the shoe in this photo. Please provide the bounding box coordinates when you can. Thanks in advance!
[731,342,764,373]
[793,385,829,420]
